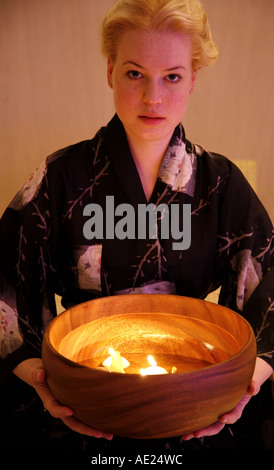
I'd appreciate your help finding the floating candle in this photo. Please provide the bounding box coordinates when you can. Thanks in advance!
[101,348,130,373]
[140,355,168,376]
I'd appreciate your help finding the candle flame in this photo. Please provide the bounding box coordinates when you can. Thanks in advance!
[100,347,130,373]
[148,355,157,367]
[140,355,168,375]
[99,349,175,375]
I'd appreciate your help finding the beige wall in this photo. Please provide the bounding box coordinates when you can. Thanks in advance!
[1,0,273,221]
[184,0,274,221]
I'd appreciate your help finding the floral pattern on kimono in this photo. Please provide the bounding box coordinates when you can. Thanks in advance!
[0,114,273,380]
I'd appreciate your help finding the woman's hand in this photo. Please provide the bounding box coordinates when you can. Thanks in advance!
[13,358,113,440]
[181,357,273,441]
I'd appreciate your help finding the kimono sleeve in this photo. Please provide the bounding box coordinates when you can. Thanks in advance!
[0,159,57,380]
[217,159,274,369]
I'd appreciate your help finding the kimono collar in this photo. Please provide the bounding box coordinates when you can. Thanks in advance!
[102,114,196,205]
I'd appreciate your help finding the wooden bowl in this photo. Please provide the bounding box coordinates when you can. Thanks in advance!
[42,294,256,439]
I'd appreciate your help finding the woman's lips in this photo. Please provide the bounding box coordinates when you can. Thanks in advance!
[138,115,166,125]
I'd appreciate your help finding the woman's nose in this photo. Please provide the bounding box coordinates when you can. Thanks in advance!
[142,80,162,106]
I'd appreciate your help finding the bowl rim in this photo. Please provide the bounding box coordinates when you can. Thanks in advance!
[42,294,257,378]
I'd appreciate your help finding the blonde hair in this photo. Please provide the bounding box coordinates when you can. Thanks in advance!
[101,0,218,70]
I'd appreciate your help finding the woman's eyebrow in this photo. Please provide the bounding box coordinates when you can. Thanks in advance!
[122,61,186,71]
[165,66,186,71]
[122,61,144,68]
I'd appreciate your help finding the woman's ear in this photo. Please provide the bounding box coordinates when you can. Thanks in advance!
[107,57,114,88]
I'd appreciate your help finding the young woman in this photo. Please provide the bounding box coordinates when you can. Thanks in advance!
[1,0,273,452]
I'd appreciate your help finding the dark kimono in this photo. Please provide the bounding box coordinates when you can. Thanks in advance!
[0,115,273,451]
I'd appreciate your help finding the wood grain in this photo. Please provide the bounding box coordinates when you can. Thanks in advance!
[42,294,257,439]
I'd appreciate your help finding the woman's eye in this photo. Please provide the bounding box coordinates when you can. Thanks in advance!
[166,74,181,83]
[127,70,143,80]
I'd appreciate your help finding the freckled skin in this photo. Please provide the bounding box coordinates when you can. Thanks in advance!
[107,29,196,148]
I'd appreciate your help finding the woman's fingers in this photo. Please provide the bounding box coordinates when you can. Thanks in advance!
[181,380,262,441]
[220,380,260,425]
[62,415,113,440]
[32,367,113,440]
[181,420,226,441]
[32,367,73,418]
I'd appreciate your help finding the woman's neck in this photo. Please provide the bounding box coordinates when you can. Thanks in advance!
[126,133,172,201]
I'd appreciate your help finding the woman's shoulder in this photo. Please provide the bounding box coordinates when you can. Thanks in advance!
[6,128,107,212]
[192,142,250,188]
[194,143,233,173]
[46,128,104,170]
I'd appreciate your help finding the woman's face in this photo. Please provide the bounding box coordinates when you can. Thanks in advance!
[107,28,196,147]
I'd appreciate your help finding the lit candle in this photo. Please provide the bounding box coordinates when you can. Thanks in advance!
[102,347,130,373]
[140,355,168,375]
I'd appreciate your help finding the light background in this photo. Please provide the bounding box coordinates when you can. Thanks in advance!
[1,0,273,222]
